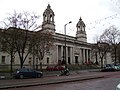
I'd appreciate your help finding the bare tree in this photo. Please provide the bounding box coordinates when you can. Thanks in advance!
[2,11,39,30]
[100,25,120,65]
[32,31,54,70]
[97,42,110,68]
[1,11,40,68]
[118,44,120,63]
[0,28,17,74]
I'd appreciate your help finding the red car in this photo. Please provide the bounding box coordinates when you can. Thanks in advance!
[46,66,65,71]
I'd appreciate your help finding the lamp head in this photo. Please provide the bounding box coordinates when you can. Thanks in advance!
[69,21,72,24]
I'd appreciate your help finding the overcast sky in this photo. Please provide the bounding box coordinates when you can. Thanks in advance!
[0,0,120,43]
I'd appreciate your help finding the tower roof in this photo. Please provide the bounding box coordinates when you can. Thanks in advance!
[43,4,55,16]
[76,17,85,27]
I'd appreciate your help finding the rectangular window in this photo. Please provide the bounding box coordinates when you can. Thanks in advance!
[2,56,5,64]
[47,57,49,64]
[75,56,78,64]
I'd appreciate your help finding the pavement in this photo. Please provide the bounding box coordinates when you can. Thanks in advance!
[0,69,104,89]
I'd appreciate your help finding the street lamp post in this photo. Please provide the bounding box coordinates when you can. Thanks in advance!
[64,21,72,69]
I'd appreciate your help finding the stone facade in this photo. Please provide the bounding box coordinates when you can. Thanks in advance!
[41,4,91,65]
[0,4,112,69]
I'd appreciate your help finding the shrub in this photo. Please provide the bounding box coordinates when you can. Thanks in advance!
[67,64,99,71]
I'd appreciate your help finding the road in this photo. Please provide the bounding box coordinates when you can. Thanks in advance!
[3,71,120,90]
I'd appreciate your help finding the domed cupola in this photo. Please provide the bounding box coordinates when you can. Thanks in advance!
[42,4,55,33]
[76,17,87,42]
[43,4,55,23]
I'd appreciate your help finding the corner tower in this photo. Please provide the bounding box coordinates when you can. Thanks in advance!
[76,17,87,42]
[42,4,55,33]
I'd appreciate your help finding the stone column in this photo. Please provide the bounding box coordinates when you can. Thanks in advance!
[86,49,88,63]
[56,45,58,64]
[83,49,85,63]
[88,50,91,64]
[79,49,82,64]
[66,46,68,64]
[89,50,91,61]
[70,47,73,64]
[61,46,63,60]
[72,47,75,64]
[81,49,83,63]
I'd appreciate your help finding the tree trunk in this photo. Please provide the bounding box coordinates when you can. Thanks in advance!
[95,52,98,64]
[32,53,35,69]
[114,47,117,65]
[10,54,13,77]
[101,57,104,69]
[40,62,42,71]
[20,60,24,68]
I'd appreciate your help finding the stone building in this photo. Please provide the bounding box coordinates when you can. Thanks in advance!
[41,4,91,65]
[0,4,112,69]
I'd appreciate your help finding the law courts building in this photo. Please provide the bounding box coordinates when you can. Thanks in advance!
[41,4,91,65]
[0,4,112,68]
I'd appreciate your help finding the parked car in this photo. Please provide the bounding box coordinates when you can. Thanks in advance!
[101,64,117,72]
[116,83,120,90]
[46,66,65,71]
[13,68,43,79]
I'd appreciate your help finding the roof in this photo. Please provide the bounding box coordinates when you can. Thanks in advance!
[43,4,55,16]
[76,17,85,27]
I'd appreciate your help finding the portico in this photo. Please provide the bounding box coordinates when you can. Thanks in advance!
[55,44,91,65]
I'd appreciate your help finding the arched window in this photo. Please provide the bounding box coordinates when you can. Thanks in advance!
[50,14,52,21]
[80,26,82,31]
[82,27,84,31]
[44,15,47,21]
[77,26,80,31]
